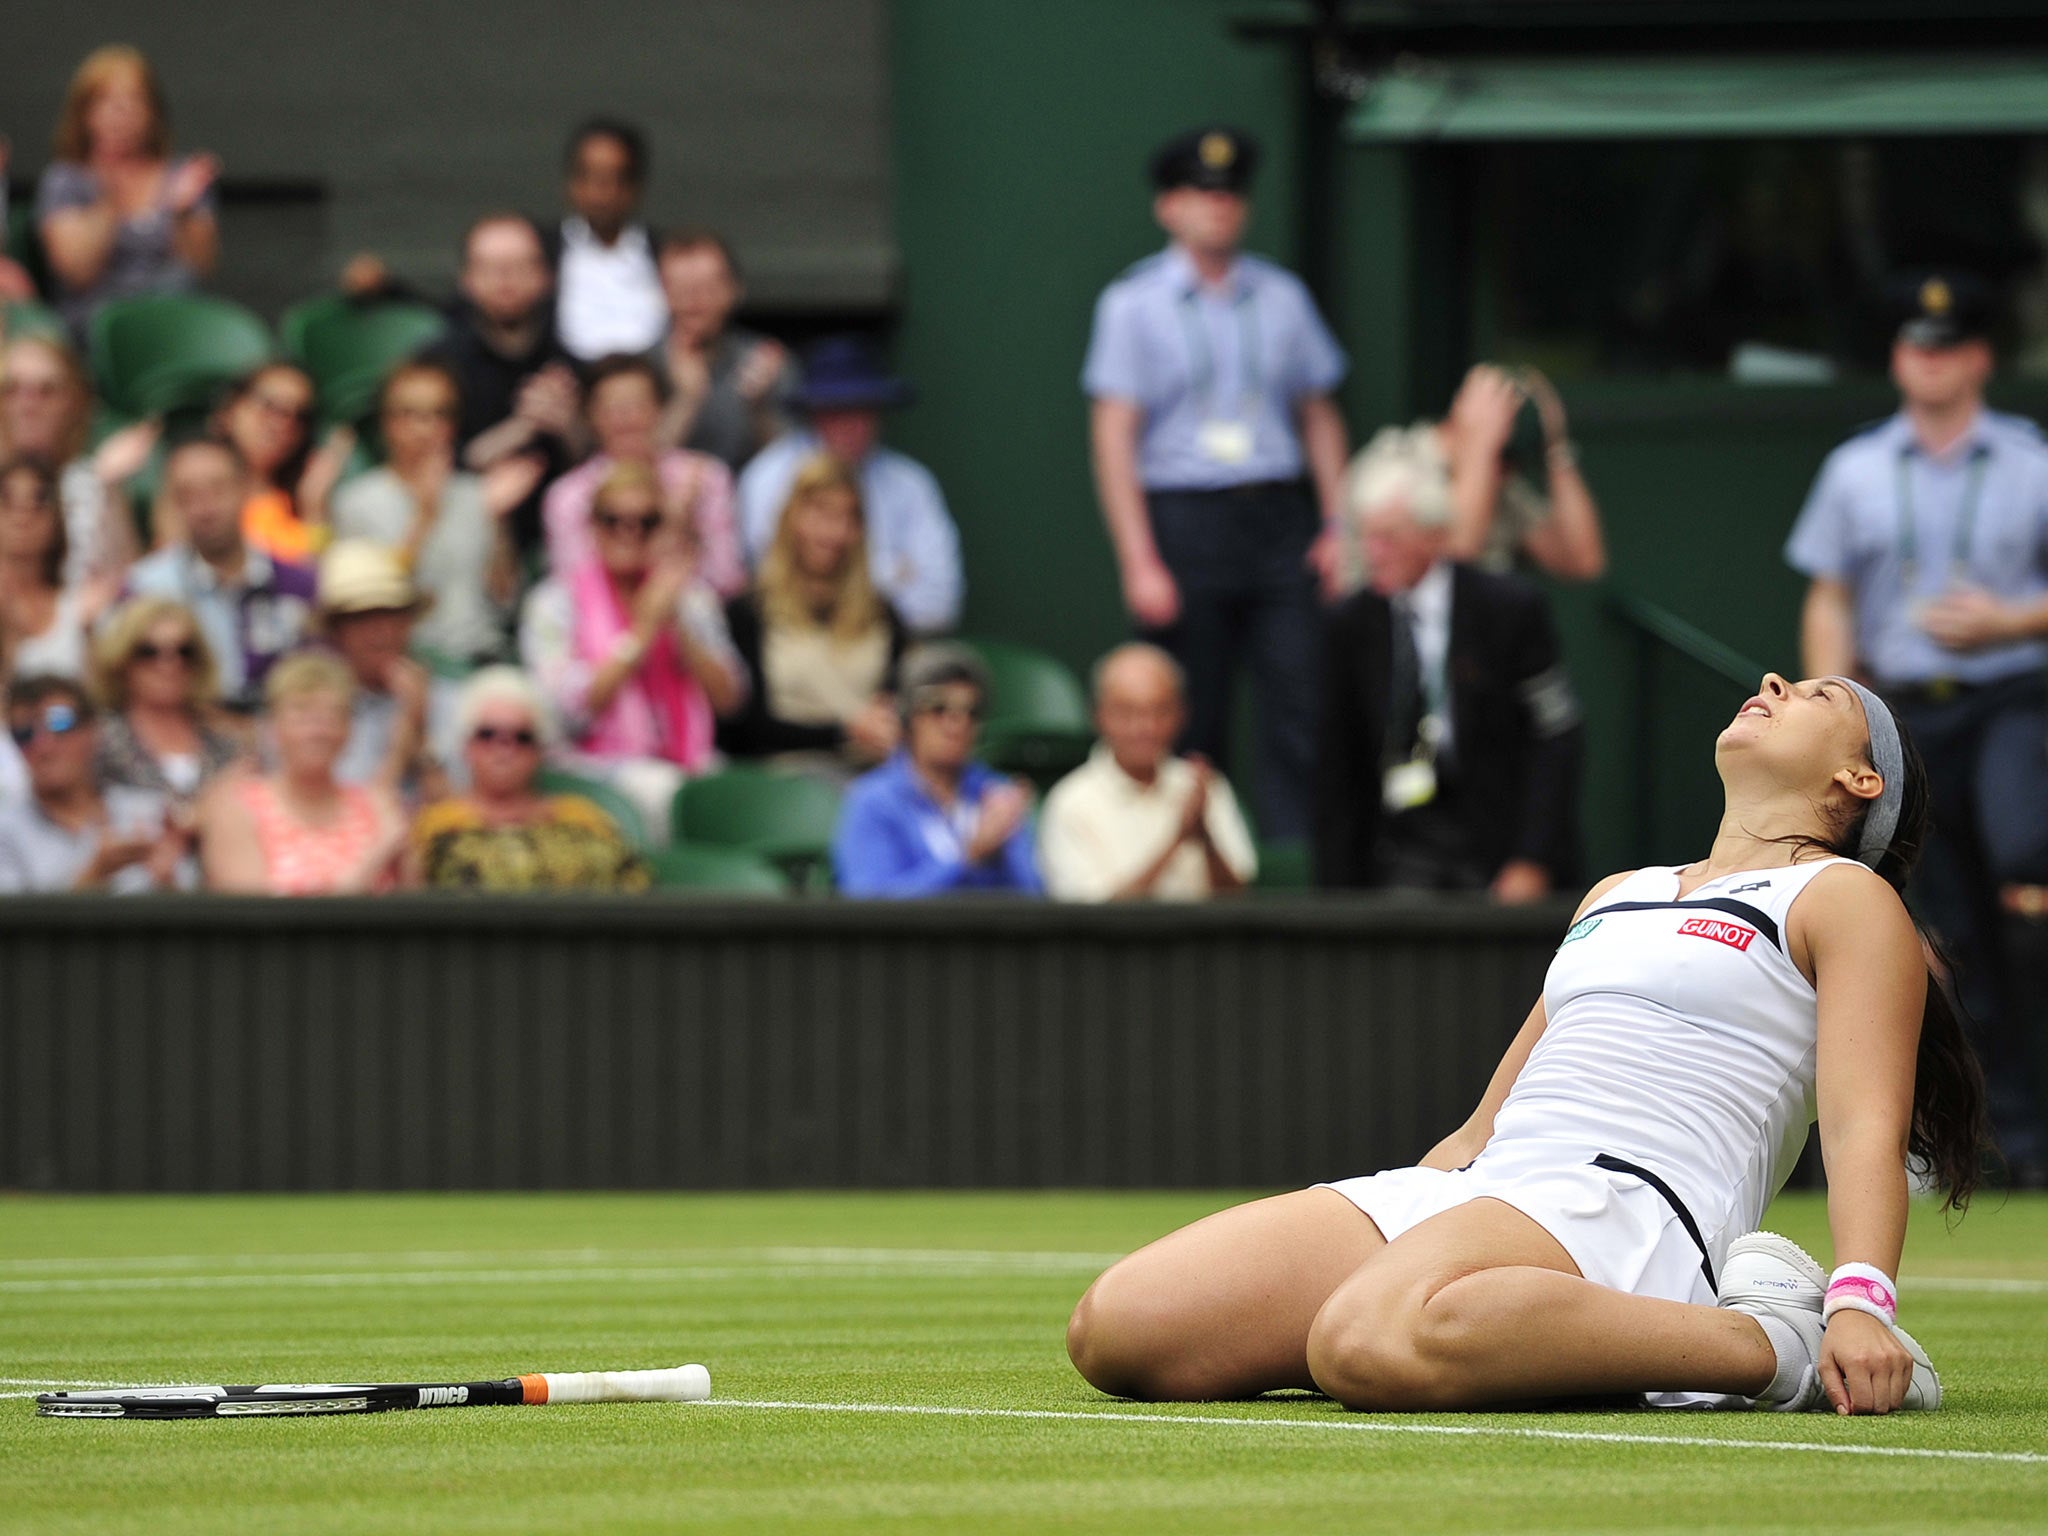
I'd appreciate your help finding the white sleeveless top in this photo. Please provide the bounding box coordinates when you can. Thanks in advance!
[1503,857,1867,1263]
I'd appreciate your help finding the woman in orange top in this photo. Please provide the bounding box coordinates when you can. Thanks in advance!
[202,362,353,566]
[198,650,406,895]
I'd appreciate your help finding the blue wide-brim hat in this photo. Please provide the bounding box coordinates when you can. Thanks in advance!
[791,335,915,411]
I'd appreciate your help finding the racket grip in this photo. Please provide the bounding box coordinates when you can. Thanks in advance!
[519,1365,711,1405]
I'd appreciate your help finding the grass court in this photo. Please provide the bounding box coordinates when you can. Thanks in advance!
[3,1189,2045,1534]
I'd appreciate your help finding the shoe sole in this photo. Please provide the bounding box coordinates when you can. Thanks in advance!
[1892,1324,1943,1411]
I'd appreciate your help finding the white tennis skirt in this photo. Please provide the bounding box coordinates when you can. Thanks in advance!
[1319,1139,1720,1308]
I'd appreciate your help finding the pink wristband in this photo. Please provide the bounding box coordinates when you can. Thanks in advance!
[1823,1263,1898,1326]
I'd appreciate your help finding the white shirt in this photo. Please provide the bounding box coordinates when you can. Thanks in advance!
[1521,858,1860,1277]
[1039,745,1258,902]
[554,218,668,362]
[1394,560,1454,751]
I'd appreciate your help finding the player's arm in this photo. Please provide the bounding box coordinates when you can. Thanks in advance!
[1418,869,1634,1169]
[1802,864,1924,1414]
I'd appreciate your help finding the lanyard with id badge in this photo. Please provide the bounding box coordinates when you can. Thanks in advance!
[1179,287,1261,467]
[1896,442,1988,599]
[1383,601,1449,813]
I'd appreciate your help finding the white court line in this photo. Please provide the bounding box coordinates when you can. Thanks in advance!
[701,1398,2048,1466]
[2,1261,2038,1297]
[5,1380,2041,1464]
[0,1247,1124,1276]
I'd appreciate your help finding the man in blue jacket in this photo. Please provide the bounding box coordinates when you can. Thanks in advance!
[832,645,1042,897]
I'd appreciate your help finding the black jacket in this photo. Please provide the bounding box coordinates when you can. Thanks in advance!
[717,592,908,759]
[1313,564,1583,890]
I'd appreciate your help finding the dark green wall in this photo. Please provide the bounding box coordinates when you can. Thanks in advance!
[890,0,1305,679]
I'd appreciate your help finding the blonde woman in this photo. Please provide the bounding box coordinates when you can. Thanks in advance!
[198,651,406,895]
[36,45,220,336]
[721,454,904,773]
[90,595,243,801]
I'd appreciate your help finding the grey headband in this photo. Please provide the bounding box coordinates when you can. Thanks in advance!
[1829,678,1903,868]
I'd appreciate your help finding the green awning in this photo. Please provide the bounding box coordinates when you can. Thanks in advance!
[1345,53,2048,141]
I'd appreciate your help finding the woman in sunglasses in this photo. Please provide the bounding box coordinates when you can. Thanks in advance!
[519,460,745,834]
[89,595,242,801]
[202,362,353,567]
[408,666,648,891]
[831,644,1042,897]
[0,458,98,682]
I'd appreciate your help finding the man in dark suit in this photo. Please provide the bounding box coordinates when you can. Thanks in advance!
[1314,441,1582,899]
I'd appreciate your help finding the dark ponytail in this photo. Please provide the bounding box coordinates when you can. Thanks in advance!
[1853,723,1992,1212]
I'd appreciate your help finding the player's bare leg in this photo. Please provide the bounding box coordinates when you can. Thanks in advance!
[1067,1187,1385,1400]
[1305,1197,1777,1409]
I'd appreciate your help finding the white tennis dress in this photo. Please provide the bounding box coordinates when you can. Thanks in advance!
[1324,857,1867,1307]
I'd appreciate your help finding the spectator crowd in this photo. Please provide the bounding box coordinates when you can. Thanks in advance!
[0,48,1609,909]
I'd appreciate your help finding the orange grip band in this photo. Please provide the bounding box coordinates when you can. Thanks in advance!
[518,1373,549,1405]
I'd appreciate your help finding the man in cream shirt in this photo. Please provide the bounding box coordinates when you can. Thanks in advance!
[1040,643,1257,901]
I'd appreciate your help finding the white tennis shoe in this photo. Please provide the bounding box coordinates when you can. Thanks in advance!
[1717,1231,1827,1412]
[1718,1232,1943,1412]
[1889,1323,1943,1411]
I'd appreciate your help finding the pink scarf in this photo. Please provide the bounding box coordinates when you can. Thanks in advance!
[566,559,714,769]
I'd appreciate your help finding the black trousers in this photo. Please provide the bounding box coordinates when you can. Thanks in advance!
[1887,672,2048,1167]
[1141,480,1320,840]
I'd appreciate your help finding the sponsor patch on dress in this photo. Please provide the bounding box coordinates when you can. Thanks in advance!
[1677,916,1757,952]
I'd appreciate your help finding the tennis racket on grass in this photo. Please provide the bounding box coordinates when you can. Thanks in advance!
[36,1364,710,1419]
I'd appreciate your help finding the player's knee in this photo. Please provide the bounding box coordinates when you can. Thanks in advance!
[1306,1294,1452,1411]
[1066,1271,1187,1401]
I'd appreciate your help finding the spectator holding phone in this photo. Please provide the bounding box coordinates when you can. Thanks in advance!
[0,672,190,892]
[35,46,220,339]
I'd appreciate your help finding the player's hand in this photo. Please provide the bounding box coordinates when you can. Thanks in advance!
[1122,555,1181,629]
[1818,1309,1916,1415]
[1917,587,2016,651]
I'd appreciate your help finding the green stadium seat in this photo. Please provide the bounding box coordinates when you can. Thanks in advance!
[670,767,843,889]
[88,293,273,419]
[1,299,67,345]
[648,843,789,896]
[281,295,447,425]
[957,636,1095,790]
[536,766,650,851]
[1253,839,1313,891]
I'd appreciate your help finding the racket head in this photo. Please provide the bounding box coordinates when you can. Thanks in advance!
[38,1385,386,1418]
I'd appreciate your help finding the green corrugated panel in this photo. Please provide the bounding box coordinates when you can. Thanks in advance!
[1347,53,2048,140]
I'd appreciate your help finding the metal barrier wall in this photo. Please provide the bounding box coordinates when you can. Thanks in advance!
[0,896,1566,1193]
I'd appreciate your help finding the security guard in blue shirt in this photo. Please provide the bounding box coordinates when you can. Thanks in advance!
[1083,127,1350,840]
[1786,271,2048,1181]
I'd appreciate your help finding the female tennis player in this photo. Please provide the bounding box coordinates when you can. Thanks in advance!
[1068,673,1988,1415]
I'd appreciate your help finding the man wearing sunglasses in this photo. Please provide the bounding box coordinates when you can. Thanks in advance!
[832,645,1042,898]
[0,674,189,893]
